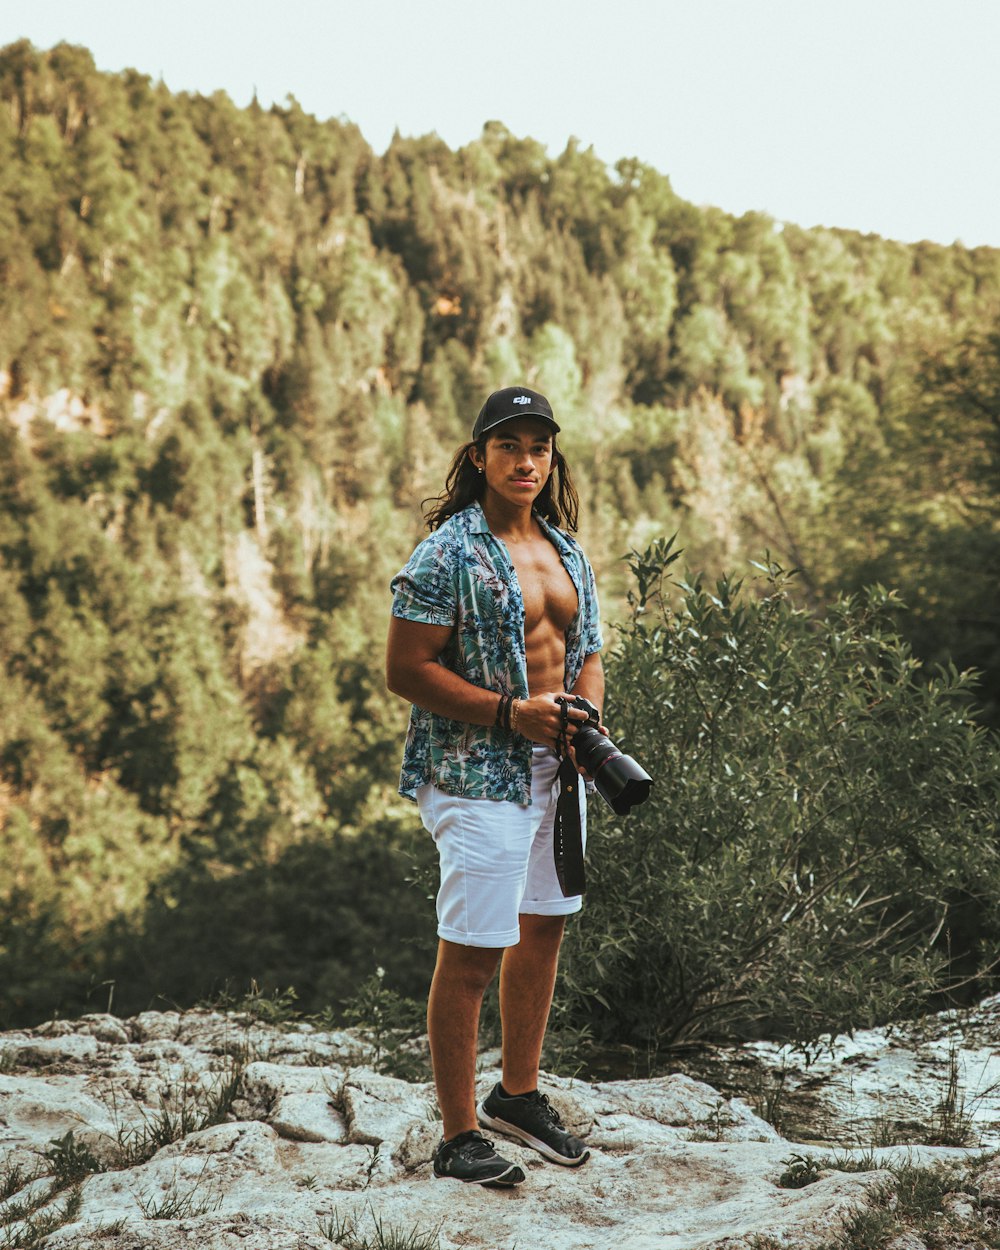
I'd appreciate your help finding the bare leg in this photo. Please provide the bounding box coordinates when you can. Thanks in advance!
[499,914,566,1094]
[427,939,502,1140]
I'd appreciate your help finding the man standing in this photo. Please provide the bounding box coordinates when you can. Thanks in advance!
[386,386,603,1187]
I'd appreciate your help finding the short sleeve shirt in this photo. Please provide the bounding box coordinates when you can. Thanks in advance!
[390,502,603,805]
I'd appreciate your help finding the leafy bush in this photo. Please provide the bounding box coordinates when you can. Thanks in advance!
[97,814,438,1022]
[778,1152,826,1189]
[559,538,1000,1051]
[341,969,428,1078]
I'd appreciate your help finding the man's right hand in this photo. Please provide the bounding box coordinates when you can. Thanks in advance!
[516,693,592,752]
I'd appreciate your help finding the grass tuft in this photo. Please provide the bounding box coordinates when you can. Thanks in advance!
[0,1185,83,1250]
[814,1154,995,1250]
[922,1040,984,1147]
[104,1051,246,1168]
[825,1147,886,1175]
[319,1203,442,1250]
[1,1135,101,1247]
[0,1163,44,1206]
[133,1162,220,1221]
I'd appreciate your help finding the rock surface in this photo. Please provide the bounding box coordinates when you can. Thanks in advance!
[0,1003,996,1249]
[708,992,1000,1149]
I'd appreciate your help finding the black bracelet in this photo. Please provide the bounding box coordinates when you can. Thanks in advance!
[495,693,510,727]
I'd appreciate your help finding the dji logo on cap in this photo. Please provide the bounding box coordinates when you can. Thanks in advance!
[512,395,531,405]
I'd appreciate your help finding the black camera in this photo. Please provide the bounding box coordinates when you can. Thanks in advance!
[558,695,653,815]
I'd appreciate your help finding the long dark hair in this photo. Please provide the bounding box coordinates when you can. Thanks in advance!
[422,436,580,532]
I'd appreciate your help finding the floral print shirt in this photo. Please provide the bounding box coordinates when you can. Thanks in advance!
[390,502,603,804]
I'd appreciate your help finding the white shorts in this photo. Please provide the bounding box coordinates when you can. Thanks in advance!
[416,745,586,948]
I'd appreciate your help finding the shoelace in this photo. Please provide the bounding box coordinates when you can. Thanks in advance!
[451,1130,497,1159]
[527,1091,564,1127]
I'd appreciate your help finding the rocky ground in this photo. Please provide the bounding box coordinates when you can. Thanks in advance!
[703,994,1000,1151]
[3,1001,1000,1249]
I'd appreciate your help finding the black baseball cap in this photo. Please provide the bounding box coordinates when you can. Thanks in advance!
[472,386,560,441]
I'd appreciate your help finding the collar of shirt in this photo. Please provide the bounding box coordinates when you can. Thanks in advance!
[463,500,577,557]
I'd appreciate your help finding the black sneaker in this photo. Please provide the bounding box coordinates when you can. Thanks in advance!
[432,1129,526,1187]
[478,1084,590,1167]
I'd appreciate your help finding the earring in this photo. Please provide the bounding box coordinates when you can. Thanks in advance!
[477,467,483,474]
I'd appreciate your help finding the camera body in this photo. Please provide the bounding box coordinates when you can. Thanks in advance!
[557,695,653,815]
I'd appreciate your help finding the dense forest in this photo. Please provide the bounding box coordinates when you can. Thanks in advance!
[1,40,998,1040]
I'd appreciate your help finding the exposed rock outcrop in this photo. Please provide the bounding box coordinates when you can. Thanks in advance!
[710,994,1000,1149]
[0,1005,996,1249]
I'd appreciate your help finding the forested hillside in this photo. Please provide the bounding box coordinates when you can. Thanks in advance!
[1,40,998,1031]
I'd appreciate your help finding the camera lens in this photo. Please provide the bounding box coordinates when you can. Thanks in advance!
[574,725,653,815]
[573,725,618,775]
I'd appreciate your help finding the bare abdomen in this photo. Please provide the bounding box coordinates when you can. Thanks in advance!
[525,626,569,696]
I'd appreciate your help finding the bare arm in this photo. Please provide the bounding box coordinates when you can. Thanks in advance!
[386,616,592,749]
[385,616,500,726]
[571,651,605,719]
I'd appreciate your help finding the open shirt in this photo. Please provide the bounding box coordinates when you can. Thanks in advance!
[390,501,603,804]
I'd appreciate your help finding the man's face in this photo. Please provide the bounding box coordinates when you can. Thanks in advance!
[475,419,555,506]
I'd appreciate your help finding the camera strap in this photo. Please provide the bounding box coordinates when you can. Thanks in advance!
[554,701,586,897]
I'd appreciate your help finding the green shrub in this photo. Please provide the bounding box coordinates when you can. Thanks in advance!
[778,1152,826,1188]
[559,538,1000,1051]
[98,813,437,1022]
[341,969,428,1078]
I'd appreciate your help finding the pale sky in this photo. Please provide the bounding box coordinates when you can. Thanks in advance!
[6,0,1000,247]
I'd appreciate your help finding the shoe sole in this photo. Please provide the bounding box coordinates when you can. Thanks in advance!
[477,1103,591,1167]
[433,1163,525,1187]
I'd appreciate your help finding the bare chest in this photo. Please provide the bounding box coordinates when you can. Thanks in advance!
[504,538,578,635]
